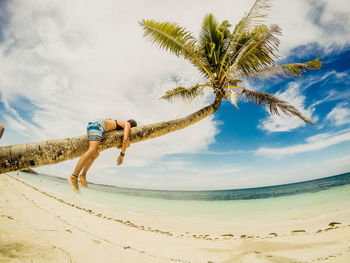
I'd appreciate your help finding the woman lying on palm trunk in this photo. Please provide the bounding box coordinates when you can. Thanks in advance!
[68,118,137,193]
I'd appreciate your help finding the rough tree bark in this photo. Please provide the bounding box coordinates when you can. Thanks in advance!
[0,95,223,174]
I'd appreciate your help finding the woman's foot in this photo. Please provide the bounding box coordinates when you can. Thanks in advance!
[68,174,80,193]
[79,174,88,188]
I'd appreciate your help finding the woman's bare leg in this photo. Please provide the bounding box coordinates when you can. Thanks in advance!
[68,141,100,192]
[79,151,99,188]
[73,141,100,176]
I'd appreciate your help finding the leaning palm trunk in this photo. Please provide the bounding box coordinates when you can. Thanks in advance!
[0,96,223,174]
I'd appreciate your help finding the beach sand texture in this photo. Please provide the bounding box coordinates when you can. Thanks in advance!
[1,173,350,263]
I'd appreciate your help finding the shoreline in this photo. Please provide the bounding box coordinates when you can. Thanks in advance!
[1,173,350,262]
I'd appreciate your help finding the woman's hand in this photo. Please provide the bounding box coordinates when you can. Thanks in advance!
[117,155,124,165]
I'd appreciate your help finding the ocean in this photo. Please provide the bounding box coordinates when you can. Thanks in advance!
[90,172,350,201]
[13,171,350,201]
[10,171,350,222]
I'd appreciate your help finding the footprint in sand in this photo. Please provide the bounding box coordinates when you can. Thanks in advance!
[221,234,234,238]
[291,230,306,234]
[329,222,341,227]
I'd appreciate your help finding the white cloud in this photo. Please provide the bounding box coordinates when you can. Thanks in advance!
[256,129,350,157]
[259,82,316,132]
[270,0,350,56]
[94,161,245,190]
[1,0,228,165]
[4,116,28,132]
[247,154,350,187]
[273,154,350,185]
[327,103,350,126]
[335,72,348,79]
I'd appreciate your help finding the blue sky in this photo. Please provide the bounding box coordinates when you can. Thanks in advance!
[0,0,350,190]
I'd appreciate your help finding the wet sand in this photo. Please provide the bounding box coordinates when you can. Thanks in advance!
[1,173,350,263]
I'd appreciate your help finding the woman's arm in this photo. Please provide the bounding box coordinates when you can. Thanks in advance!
[116,120,131,165]
[120,121,131,154]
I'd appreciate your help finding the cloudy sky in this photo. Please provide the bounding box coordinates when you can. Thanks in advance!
[0,0,350,190]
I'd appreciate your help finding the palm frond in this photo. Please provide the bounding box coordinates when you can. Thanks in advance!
[233,0,272,34]
[244,58,322,80]
[139,19,214,80]
[218,0,272,78]
[199,14,219,48]
[228,79,243,86]
[242,89,313,124]
[198,14,232,73]
[160,85,203,102]
[140,19,197,58]
[224,24,281,80]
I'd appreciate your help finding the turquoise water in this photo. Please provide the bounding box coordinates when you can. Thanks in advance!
[88,172,350,200]
[10,171,350,220]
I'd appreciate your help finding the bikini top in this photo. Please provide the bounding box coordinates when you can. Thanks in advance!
[114,120,123,130]
[107,118,123,130]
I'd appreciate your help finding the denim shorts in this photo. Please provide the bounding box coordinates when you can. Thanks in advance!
[87,120,105,142]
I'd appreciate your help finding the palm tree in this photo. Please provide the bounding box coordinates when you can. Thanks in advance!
[0,0,321,174]
[140,0,321,122]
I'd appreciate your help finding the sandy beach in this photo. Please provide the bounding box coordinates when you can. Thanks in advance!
[1,173,350,263]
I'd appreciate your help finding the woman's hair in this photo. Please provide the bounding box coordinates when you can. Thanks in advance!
[127,119,137,127]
